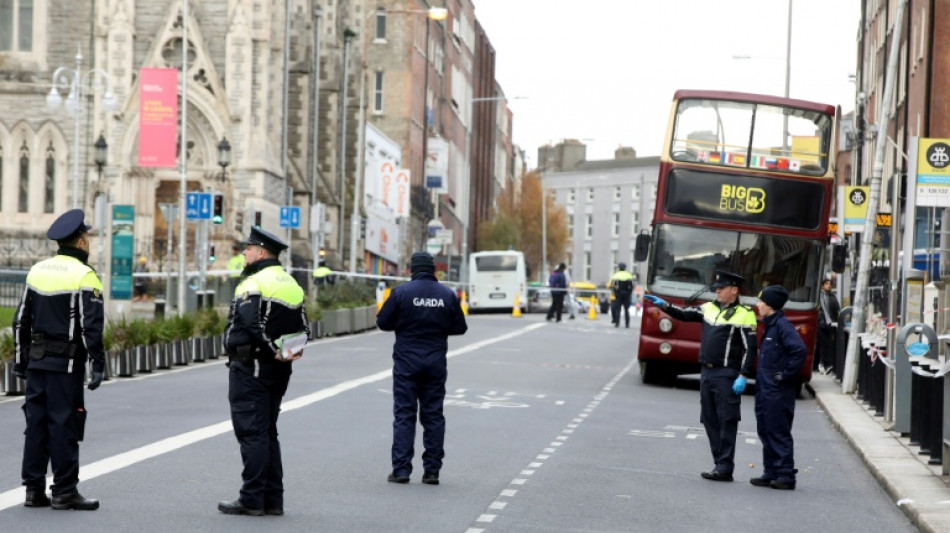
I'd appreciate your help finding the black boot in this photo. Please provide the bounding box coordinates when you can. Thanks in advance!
[421,471,440,485]
[51,491,99,510]
[24,489,50,507]
[217,499,263,516]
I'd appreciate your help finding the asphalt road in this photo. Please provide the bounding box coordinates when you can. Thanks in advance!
[0,313,918,532]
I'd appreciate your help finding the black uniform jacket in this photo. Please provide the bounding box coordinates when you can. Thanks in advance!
[663,299,758,378]
[376,272,468,373]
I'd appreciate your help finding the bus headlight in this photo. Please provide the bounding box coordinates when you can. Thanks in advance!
[658,317,673,333]
[659,342,672,354]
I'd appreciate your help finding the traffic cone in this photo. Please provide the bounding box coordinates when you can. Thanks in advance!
[461,290,469,316]
[376,287,391,314]
[588,295,597,320]
[512,293,522,317]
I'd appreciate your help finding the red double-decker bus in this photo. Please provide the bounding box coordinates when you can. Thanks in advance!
[635,90,838,390]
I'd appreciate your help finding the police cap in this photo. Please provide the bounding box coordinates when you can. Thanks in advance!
[242,226,288,255]
[47,209,92,242]
[710,270,744,289]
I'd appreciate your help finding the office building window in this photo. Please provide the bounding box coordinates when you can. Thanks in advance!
[631,184,640,200]
[611,251,618,271]
[0,0,33,52]
[44,142,54,213]
[375,10,386,40]
[612,212,620,237]
[584,252,591,281]
[586,214,593,239]
[630,210,639,235]
[568,214,574,235]
[614,186,621,200]
[568,188,575,202]
[587,188,594,202]
[18,140,29,212]
[373,71,384,112]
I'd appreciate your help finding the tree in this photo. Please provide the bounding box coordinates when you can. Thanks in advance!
[474,171,569,282]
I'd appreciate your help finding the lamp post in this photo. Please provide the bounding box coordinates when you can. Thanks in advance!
[352,7,448,274]
[93,134,108,274]
[47,44,116,210]
[217,137,232,182]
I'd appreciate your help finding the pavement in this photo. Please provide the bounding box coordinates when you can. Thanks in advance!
[808,373,950,533]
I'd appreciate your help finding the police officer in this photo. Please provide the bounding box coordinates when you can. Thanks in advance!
[13,209,104,510]
[313,260,335,286]
[643,270,757,482]
[376,251,467,485]
[218,227,309,516]
[609,262,635,328]
[752,285,806,490]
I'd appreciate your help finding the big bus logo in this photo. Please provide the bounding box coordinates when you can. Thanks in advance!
[926,142,950,169]
[719,185,766,214]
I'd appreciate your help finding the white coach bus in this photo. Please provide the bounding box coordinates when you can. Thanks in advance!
[468,250,528,312]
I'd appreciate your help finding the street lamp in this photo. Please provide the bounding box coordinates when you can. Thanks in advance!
[351,6,449,274]
[94,133,108,178]
[47,44,116,210]
[217,137,232,182]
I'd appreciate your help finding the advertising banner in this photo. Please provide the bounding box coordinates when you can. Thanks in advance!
[365,204,400,264]
[111,205,135,300]
[916,138,950,207]
[377,162,411,218]
[138,68,178,168]
[425,137,448,193]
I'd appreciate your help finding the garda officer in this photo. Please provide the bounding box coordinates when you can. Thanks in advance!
[313,260,335,286]
[227,243,245,295]
[218,227,309,516]
[376,251,467,485]
[643,270,757,482]
[13,209,104,510]
[752,285,806,490]
[609,262,635,328]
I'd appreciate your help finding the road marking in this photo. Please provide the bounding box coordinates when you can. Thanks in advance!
[500,489,517,497]
[0,323,547,512]
[511,478,527,485]
[477,514,497,523]
[489,501,507,510]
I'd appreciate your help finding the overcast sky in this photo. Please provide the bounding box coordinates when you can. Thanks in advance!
[473,0,861,166]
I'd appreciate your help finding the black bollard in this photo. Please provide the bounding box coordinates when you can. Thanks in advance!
[930,373,944,465]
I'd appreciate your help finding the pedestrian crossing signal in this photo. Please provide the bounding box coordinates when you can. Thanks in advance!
[209,244,216,263]
[212,194,224,224]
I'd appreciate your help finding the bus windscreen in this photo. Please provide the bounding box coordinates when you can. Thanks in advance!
[475,255,520,272]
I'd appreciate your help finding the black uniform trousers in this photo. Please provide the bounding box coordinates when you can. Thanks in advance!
[611,293,633,326]
[546,292,565,322]
[228,360,291,510]
[755,380,798,482]
[392,366,447,475]
[22,369,84,495]
[816,325,836,370]
[699,366,741,475]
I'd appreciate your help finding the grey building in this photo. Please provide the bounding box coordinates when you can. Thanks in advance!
[542,149,658,286]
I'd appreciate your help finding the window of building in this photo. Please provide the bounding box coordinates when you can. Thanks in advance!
[587,188,593,202]
[631,184,640,201]
[568,188,576,202]
[568,214,574,235]
[18,139,28,212]
[584,252,591,281]
[614,186,621,200]
[0,0,34,52]
[373,71,384,113]
[374,10,386,41]
[612,212,620,237]
[651,183,657,197]
[586,214,593,239]
[44,141,54,213]
[630,210,639,235]
[611,251,618,271]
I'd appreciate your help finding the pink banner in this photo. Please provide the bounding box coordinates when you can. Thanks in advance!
[138,68,178,168]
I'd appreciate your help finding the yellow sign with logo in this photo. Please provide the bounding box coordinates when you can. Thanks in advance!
[843,186,869,233]
[719,184,766,213]
[917,138,950,207]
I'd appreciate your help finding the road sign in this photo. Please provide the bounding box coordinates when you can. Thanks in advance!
[436,228,453,244]
[186,192,212,220]
[280,206,301,228]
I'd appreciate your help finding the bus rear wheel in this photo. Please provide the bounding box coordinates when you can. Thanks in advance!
[640,361,670,385]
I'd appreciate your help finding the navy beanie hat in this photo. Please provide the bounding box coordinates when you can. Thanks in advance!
[410,251,436,273]
[758,285,789,310]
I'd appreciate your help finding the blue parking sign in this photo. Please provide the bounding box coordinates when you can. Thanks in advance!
[280,206,300,228]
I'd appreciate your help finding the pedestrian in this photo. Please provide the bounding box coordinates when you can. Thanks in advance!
[562,263,576,319]
[227,243,245,295]
[751,285,807,490]
[13,208,104,510]
[815,275,840,375]
[609,262,635,328]
[133,256,148,301]
[218,227,309,516]
[546,263,567,323]
[643,270,757,482]
[376,251,467,485]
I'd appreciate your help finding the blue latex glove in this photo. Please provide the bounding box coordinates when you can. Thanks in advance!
[643,294,668,307]
[732,376,747,395]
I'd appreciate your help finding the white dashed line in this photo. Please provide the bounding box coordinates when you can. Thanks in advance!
[477,514,497,523]
[500,489,518,497]
[489,501,507,510]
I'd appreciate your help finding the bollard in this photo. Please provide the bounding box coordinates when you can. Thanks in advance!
[930,374,944,465]
[910,358,922,446]
[835,308,852,382]
[871,349,886,417]
[857,344,870,402]
[919,360,934,456]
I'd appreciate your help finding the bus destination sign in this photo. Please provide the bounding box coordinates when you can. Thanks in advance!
[664,169,825,230]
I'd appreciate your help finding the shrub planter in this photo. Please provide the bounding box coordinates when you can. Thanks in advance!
[4,362,24,396]
[192,338,205,363]
[137,345,154,373]
[116,348,136,377]
[353,307,367,332]
[173,340,189,365]
[156,343,171,369]
[322,310,337,337]
[337,309,353,335]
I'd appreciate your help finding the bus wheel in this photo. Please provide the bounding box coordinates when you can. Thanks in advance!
[640,361,666,385]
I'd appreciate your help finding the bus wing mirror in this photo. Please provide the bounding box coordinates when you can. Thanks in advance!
[831,244,847,273]
[634,232,651,262]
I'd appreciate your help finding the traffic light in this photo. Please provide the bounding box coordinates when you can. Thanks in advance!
[254,210,262,228]
[209,244,216,263]
[212,194,224,224]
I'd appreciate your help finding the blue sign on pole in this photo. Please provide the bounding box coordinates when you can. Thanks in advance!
[186,193,212,220]
[280,206,300,228]
[111,205,135,300]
